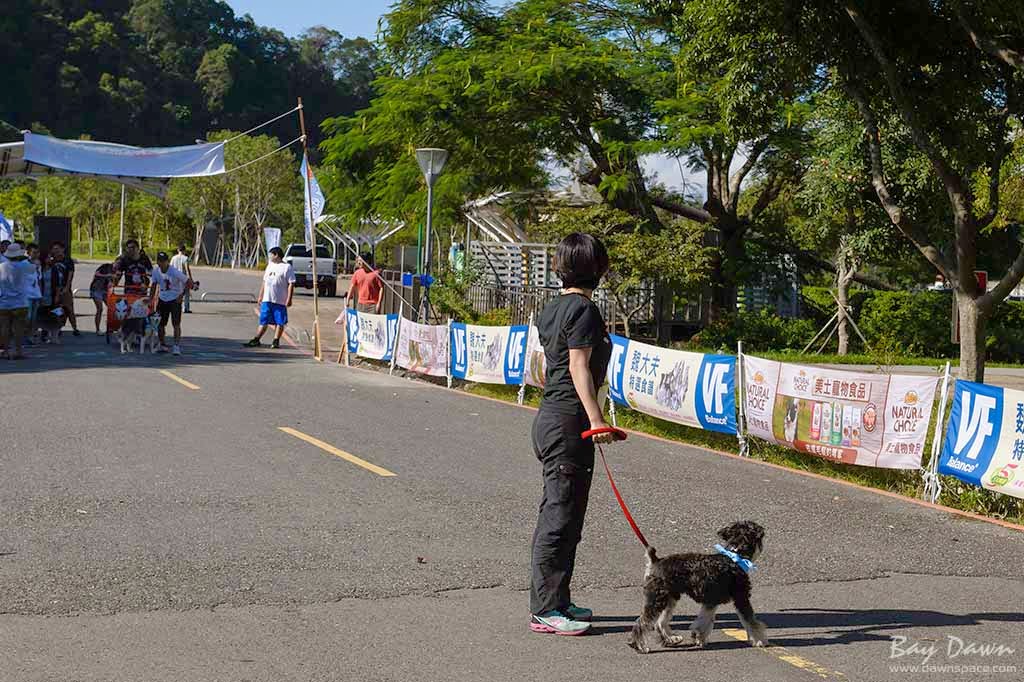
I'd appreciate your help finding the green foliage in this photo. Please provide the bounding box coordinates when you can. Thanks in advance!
[2,2,378,150]
[691,310,817,354]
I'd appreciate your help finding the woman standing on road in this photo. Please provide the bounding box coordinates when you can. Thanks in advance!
[528,233,617,637]
[89,263,114,335]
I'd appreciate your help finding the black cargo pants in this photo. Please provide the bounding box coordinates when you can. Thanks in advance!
[529,409,594,616]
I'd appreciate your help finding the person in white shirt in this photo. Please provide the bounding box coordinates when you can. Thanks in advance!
[244,246,294,349]
[0,242,36,359]
[148,251,191,355]
[169,245,193,313]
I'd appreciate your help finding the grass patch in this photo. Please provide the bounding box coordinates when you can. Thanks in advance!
[463,382,1024,525]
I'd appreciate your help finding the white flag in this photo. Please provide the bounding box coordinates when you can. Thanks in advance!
[301,153,325,251]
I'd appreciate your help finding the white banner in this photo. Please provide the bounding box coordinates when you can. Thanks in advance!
[742,355,938,469]
[263,227,281,253]
[395,319,449,377]
[523,324,546,388]
[606,335,737,434]
[301,153,325,251]
[0,212,13,242]
[346,310,399,361]
[23,132,225,178]
[450,323,528,385]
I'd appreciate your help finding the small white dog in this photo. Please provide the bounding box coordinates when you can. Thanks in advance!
[141,310,163,353]
[117,299,153,354]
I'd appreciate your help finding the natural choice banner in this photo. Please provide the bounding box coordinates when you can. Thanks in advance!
[450,323,528,385]
[938,380,1024,499]
[346,310,399,362]
[523,324,546,388]
[606,335,737,435]
[742,355,938,469]
[395,320,450,378]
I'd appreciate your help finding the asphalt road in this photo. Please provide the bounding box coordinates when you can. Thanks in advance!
[1,264,1022,681]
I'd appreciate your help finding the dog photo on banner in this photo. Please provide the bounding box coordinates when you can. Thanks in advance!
[450,322,529,385]
[395,319,449,378]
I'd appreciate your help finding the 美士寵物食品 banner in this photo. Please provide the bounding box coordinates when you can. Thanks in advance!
[742,355,938,469]
[606,335,737,435]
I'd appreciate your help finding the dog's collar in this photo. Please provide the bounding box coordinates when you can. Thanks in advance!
[714,544,756,573]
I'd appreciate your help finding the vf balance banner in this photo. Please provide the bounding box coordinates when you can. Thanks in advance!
[346,310,399,362]
[395,320,450,378]
[606,335,737,435]
[938,380,1024,499]
[450,323,529,385]
[742,356,938,469]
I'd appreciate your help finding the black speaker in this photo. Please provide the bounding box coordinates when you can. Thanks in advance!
[34,216,71,253]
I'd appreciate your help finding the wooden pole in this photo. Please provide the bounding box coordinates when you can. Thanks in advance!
[298,97,323,360]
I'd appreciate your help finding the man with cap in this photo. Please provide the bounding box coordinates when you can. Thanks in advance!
[148,251,191,356]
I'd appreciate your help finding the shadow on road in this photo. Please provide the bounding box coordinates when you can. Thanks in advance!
[0,334,303,375]
[588,608,1024,648]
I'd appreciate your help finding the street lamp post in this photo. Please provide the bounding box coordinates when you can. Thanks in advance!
[415,148,448,320]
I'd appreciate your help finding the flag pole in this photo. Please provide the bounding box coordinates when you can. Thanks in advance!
[298,97,323,361]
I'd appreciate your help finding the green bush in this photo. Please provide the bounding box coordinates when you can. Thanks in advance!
[691,310,817,353]
[859,291,956,358]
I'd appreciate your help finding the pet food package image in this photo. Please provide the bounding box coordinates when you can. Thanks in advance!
[742,355,939,469]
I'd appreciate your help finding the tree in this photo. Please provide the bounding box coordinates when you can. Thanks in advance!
[668,0,1024,382]
[532,204,713,336]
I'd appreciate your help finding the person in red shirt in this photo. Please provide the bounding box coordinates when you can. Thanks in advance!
[346,253,383,314]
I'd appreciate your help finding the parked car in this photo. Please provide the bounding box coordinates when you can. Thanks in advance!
[283,243,338,297]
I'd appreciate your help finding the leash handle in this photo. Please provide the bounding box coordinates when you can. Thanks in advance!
[581,427,628,442]
[585,430,648,549]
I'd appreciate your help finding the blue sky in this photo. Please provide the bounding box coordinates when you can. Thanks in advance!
[226,0,394,39]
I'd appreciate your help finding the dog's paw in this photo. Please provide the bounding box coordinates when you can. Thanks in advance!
[664,634,689,648]
[749,623,768,647]
[691,630,708,648]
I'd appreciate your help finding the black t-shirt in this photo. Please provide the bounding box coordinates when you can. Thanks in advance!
[115,254,153,290]
[52,256,74,291]
[538,293,611,415]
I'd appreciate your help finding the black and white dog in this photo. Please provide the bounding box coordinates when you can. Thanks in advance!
[628,521,767,653]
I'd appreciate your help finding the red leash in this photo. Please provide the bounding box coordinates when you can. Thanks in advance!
[582,427,649,549]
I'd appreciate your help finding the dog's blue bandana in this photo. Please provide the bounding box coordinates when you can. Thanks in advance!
[714,544,756,573]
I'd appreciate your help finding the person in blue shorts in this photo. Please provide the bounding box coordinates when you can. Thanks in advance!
[244,246,295,349]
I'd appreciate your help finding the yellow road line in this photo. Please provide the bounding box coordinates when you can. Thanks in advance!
[159,370,200,390]
[278,427,396,477]
[722,629,845,679]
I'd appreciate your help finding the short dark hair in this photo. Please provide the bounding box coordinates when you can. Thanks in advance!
[177,245,187,253]
[269,246,284,257]
[27,242,38,251]
[125,238,139,248]
[554,233,609,289]
[360,252,374,266]
[51,241,66,249]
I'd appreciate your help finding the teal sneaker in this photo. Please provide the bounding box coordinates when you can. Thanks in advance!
[566,603,592,622]
[529,610,591,636]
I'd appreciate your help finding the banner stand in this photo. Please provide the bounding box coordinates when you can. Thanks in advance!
[389,303,404,376]
[446,318,453,389]
[517,313,533,406]
[608,394,618,428]
[736,340,749,457]
[921,361,952,503]
[337,310,347,365]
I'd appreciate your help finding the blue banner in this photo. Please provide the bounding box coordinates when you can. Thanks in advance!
[449,323,529,385]
[939,380,1024,499]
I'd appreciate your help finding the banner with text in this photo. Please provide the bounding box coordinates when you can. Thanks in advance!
[523,324,546,388]
[606,335,737,434]
[742,355,938,469]
[395,319,450,378]
[450,323,529,385]
[346,310,399,361]
[938,380,1024,499]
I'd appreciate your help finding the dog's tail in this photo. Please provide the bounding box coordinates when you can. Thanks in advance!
[645,546,658,565]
